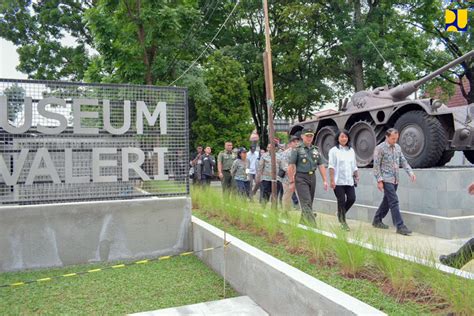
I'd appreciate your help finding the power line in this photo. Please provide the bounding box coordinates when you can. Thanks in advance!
[163,0,218,78]
[168,0,240,86]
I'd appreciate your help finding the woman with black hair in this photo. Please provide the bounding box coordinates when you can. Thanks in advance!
[231,147,251,198]
[328,130,359,230]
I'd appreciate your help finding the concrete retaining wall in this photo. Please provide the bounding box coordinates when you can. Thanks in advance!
[0,197,191,272]
[192,216,385,316]
[315,168,474,239]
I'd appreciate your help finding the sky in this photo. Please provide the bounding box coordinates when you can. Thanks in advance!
[0,38,27,79]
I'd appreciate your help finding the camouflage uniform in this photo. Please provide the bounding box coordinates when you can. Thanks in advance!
[280,148,294,210]
[231,158,250,197]
[257,152,282,204]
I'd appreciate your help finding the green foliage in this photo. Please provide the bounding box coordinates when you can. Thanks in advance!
[2,84,25,122]
[0,0,91,80]
[84,0,201,85]
[332,229,368,277]
[192,51,253,153]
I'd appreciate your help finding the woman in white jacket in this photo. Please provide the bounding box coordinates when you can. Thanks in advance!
[328,130,359,231]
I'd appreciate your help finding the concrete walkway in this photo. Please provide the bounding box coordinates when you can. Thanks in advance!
[129,296,268,316]
[307,210,474,273]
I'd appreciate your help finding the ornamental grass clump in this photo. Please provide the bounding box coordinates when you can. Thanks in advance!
[264,209,283,242]
[223,194,242,225]
[283,218,307,251]
[371,242,418,301]
[332,229,368,277]
[305,228,332,264]
[429,268,474,315]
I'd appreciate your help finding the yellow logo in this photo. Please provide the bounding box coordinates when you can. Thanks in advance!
[445,9,468,32]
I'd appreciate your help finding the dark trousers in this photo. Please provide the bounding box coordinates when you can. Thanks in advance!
[260,180,283,205]
[260,180,272,204]
[277,180,283,204]
[221,170,233,193]
[235,180,250,198]
[444,238,474,268]
[333,185,356,223]
[295,173,316,223]
[201,174,212,186]
[373,182,404,228]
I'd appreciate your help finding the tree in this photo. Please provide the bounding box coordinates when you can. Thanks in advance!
[0,0,92,80]
[399,0,474,103]
[2,84,26,123]
[84,0,201,85]
[192,51,252,153]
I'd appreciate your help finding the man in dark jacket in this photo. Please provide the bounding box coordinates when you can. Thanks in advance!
[201,146,216,186]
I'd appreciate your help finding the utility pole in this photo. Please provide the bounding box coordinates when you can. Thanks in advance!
[262,0,277,209]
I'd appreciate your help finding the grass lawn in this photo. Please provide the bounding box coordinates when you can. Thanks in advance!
[141,180,186,194]
[0,255,238,315]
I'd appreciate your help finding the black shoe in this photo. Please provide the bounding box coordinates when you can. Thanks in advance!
[396,225,412,236]
[340,222,350,231]
[439,254,463,269]
[439,255,452,266]
[372,221,389,229]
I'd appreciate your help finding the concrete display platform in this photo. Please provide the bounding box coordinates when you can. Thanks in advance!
[0,197,192,272]
[315,168,474,239]
[192,216,385,316]
[130,296,268,316]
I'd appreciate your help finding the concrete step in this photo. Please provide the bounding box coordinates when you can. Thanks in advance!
[129,296,268,316]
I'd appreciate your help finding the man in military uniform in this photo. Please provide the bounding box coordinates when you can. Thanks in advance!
[218,141,236,194]
[288,128,328,224]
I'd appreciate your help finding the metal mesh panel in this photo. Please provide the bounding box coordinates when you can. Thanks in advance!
[0,79,189,205]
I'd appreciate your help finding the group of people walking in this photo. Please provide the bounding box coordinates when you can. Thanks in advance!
[287,127,416,235]
[191,127,418,236]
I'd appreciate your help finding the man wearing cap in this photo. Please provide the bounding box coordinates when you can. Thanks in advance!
[288,128,328,224]
[218,141,236,194]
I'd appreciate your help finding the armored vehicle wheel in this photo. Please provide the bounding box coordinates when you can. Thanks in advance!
[315,126,338,162]
[464,150,474,164]
[436,150,455,166]
[349,121,377,167]
[394,111,447,168]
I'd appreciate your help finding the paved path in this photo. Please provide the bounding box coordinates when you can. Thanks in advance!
[129,296,268,316]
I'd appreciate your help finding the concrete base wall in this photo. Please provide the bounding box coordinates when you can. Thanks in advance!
[0,197,191,272]
[315,168,474,238]
[192,216,385,316]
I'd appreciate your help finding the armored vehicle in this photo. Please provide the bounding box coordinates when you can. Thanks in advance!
[289,50,474,168]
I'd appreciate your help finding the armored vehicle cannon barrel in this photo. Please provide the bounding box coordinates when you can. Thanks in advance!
[290,50,474,168]
[389,50,474,101]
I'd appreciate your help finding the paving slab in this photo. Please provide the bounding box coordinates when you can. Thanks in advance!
[129,296,268,316]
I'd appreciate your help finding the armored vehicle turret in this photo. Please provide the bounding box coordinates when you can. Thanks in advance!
[290,50,474,168]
